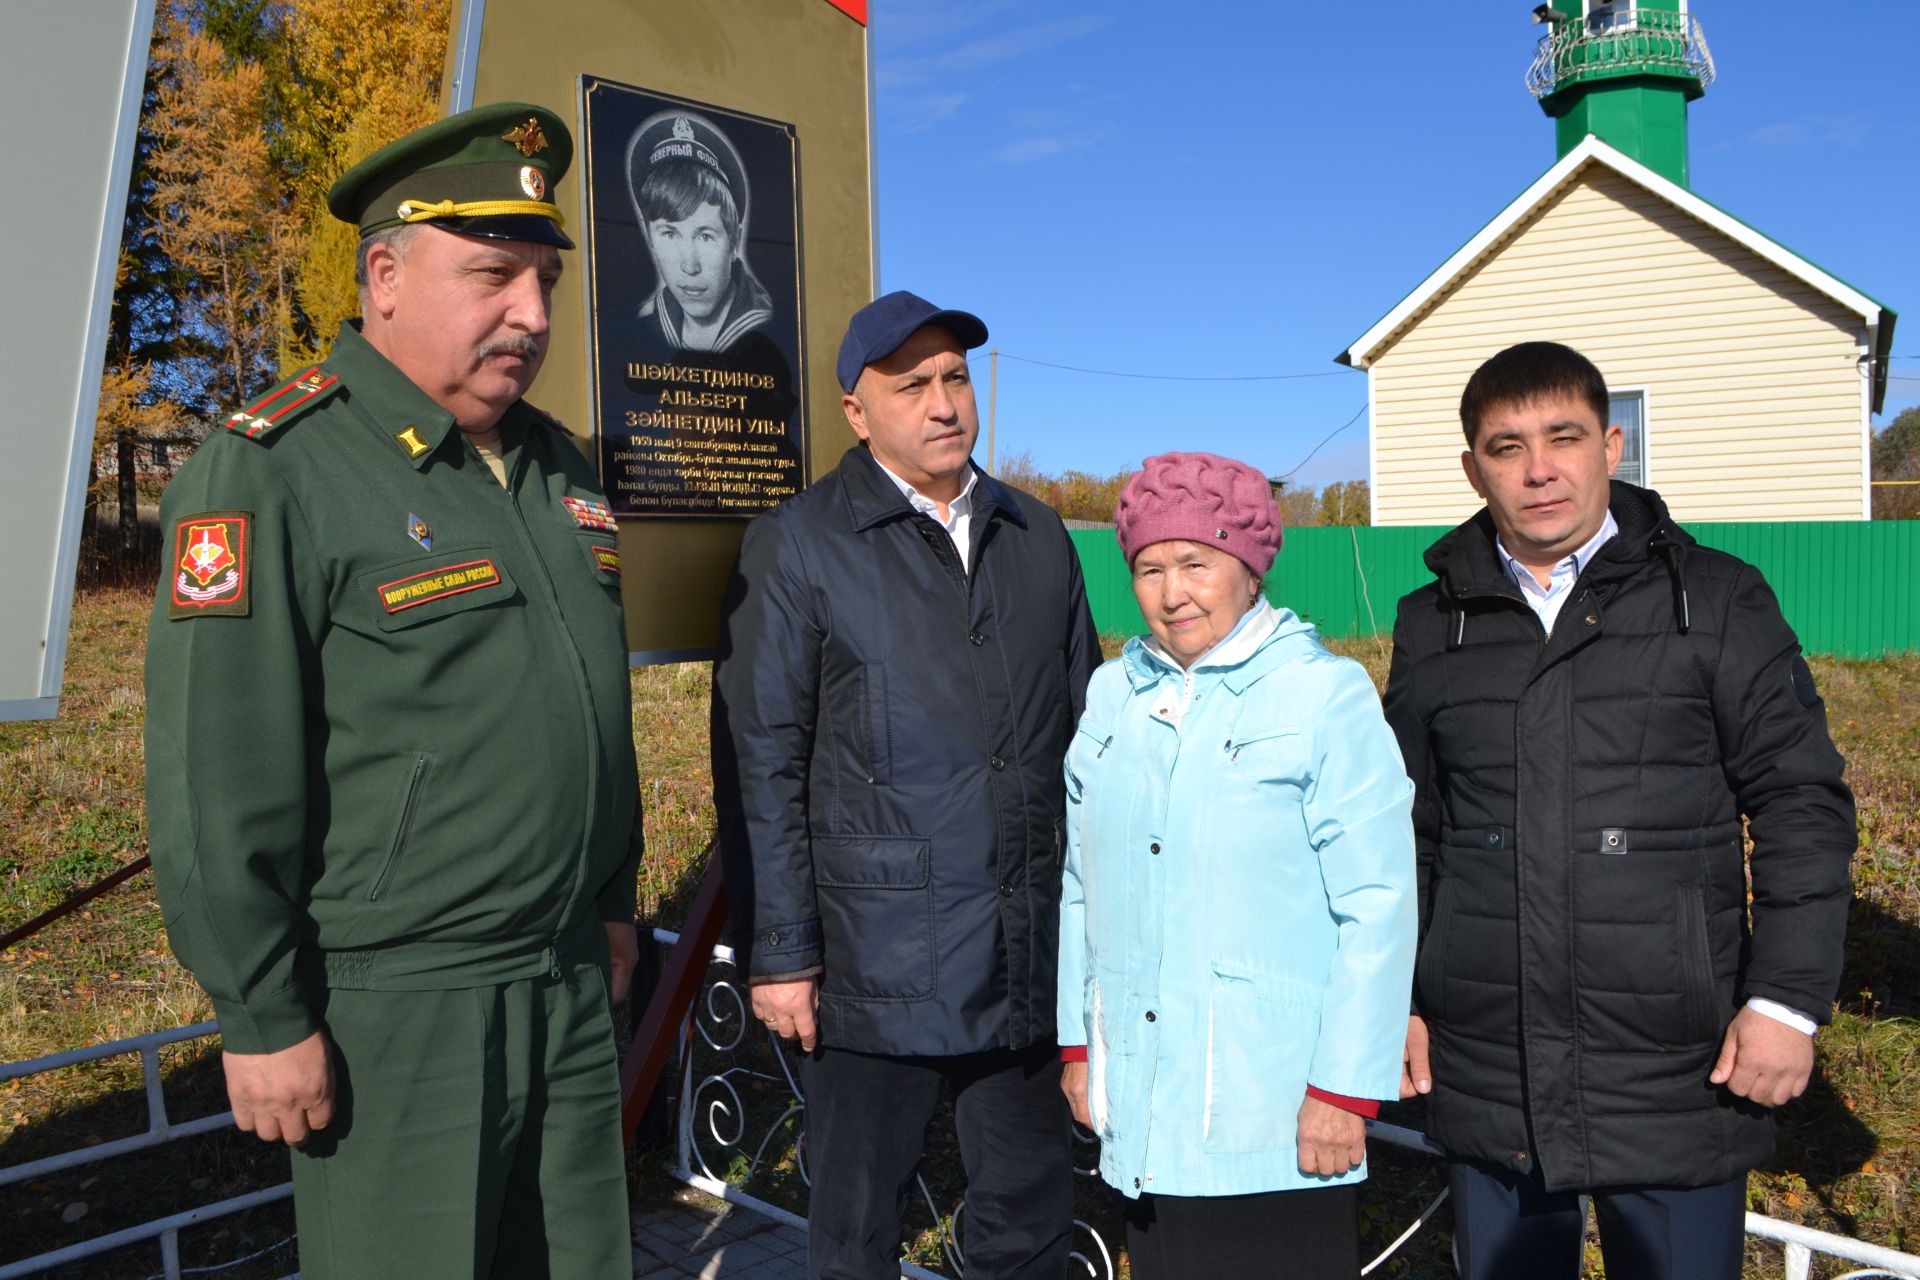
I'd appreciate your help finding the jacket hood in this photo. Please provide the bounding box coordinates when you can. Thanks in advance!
[1422,482,1699,642]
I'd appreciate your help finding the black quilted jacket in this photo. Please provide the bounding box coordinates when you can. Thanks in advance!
[1382,482,1854,1191]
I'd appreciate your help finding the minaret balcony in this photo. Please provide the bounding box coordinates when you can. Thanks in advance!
[1526,8,1715,102]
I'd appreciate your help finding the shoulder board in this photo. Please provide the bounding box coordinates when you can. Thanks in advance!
[221,366,343,443]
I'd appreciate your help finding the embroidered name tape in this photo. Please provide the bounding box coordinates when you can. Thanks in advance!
[592,545,620,575]
[169,512,252,618]
[561,495,618,533]
[377,559,502,613]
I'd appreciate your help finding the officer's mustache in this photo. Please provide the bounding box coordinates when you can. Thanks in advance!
[477,336,542,363]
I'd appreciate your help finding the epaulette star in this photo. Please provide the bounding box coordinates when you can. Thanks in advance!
[222,367,342,443]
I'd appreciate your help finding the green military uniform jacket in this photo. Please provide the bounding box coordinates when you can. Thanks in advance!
[145,322,641,1056]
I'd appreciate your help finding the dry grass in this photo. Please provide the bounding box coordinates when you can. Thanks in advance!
[1,593,1915,1277]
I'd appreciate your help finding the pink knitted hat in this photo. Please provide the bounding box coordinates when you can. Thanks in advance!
[1114,451,1283,576]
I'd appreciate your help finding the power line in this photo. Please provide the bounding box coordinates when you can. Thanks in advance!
[1275,404,1369,481]
[997,352,1349,383]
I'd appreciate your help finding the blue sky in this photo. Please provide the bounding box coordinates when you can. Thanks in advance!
[867,1,1920,490]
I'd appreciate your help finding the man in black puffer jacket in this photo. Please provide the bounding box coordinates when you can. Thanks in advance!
[1383,342,1854,1280]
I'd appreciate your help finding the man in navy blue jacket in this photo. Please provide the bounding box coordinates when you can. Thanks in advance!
[712,291,1101,1279]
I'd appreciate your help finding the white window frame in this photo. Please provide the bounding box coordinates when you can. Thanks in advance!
[1584,0,1638,32]
[1608,386,1652,489]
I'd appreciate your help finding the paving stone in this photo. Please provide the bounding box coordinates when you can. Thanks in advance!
[631,1199,862,1279]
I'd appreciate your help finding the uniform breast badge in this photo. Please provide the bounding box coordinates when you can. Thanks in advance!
[560,495,618,533]
[407,513,433,550]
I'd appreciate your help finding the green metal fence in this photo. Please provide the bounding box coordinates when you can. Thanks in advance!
[1070,521,1920,659]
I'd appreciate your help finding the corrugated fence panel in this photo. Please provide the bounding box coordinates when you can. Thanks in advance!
[1071,523,1920,657]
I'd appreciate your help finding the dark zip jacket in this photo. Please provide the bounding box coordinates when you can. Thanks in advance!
[145,323,642,1055]
[1382,481,1853,1191]
[712,446,1102,1056]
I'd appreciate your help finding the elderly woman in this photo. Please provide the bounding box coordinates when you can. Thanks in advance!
[1058,452,1416,1279]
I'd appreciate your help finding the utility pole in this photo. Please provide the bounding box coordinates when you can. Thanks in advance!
[987,347,998,473]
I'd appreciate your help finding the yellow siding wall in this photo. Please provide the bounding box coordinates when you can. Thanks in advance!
[1369,167,1868,525]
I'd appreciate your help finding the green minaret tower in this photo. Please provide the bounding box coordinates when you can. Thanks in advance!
[1525,0,1715,186]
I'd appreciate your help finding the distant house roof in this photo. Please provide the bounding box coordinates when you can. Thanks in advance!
[1334,135,1899,412]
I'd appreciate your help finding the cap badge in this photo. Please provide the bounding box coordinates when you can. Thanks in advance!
[1215,528,1229,540]
[519,165,546,200]
[503,118,549,157]
[672,116,695,141]
[407,513,432,550]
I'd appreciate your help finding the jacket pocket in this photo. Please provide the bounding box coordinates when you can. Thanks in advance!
[858,664,891,785]
[1676,884,1719,1043]
[1201,968,1319,1155]
[813,834,933,1001]
[1415,878,1456,1022]
[368,752,432,901]
[357,550,518,632]
[576,532,622,592]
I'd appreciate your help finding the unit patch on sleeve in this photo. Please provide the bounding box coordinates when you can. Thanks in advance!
[168,512,252,619]
[377,559,503,613]
[591,545,621,576]
[561,495,618,533]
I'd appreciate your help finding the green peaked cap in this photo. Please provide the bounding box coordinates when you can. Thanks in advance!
[326,101,576,248]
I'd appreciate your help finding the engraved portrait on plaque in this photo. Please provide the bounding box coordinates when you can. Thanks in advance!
[581,76,807,516]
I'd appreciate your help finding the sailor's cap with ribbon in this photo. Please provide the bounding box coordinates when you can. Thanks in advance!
[326,102,575,249]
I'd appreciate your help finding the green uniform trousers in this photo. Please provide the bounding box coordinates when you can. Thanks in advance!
[290,958,629,1279]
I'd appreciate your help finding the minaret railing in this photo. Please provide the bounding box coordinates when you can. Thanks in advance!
[1527,10,1715,99]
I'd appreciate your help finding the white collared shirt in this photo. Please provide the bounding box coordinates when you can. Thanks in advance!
[1495,511,1618,637]
[1493,509,1817,1038]
[874,459,979,573]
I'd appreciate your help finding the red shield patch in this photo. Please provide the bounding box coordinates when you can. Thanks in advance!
[169,512,251,618]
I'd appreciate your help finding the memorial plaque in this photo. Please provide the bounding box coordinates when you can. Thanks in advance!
[449,0,872,659]
[581,76,807,518]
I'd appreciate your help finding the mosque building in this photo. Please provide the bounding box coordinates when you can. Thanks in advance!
[1338,0,1897,525]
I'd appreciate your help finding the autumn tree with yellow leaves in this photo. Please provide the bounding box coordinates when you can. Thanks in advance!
[280,0,451,361]
[91,0,449,560]
[146,7,305,415]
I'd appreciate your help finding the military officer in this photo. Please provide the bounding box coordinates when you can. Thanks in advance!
[144,103,641,1280]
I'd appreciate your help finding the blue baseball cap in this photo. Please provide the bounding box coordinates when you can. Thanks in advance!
[835,291,989,393]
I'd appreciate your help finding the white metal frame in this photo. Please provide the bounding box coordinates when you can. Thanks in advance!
[10,941,1912,1279]
[0,1023,294,1280]
[0,0,157,723]
[642,927,1920,1280]
[1609,384,1652,489]
[446,0,486,114]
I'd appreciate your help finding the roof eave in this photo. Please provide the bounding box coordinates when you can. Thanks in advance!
[1334,135,1892,374]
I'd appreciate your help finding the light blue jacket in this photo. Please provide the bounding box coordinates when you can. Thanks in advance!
[1058,604,1416,1198]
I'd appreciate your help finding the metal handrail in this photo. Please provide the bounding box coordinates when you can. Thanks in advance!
[7,940,1916,1280]
[650,931,1920,1280]
[1527,9,1716,99]
[620,853,728,1143]
[0,1021,293,1280]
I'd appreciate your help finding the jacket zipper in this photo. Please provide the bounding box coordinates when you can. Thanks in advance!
[369,752,429,901]
[503,459,605,952]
